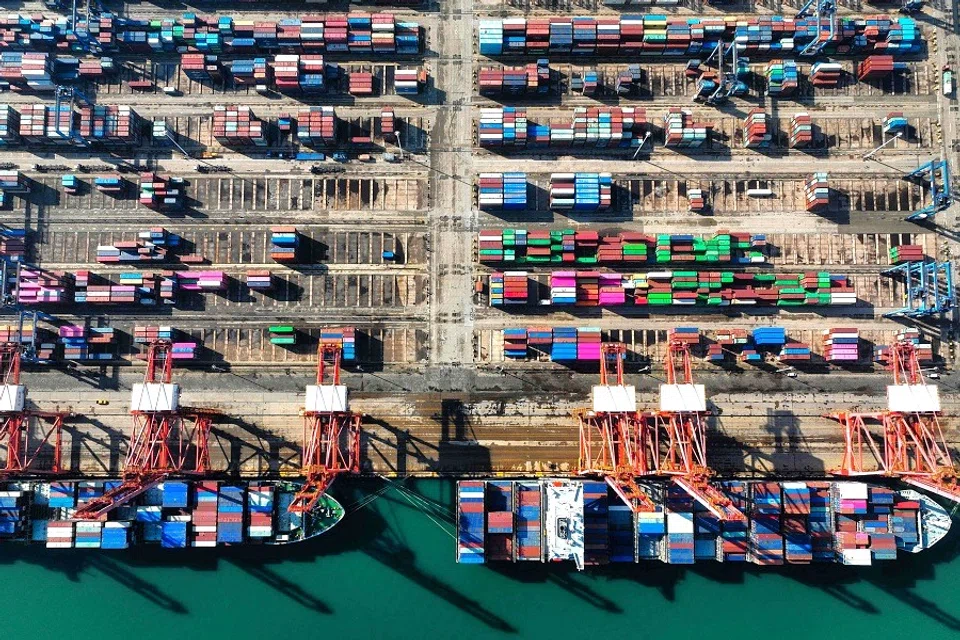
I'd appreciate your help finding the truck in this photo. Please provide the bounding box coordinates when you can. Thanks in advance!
[295,152,326,161]
[943,66,954,97]
[332,152,349,163]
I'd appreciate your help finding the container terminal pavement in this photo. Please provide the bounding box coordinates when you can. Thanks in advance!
[0,1,958,507]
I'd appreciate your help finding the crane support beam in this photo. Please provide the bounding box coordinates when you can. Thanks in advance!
[72,341,217,519]
[881,260,955,318]
[829,339,960,504]
[288,342,362,514]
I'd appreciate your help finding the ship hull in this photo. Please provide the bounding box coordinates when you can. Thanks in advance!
[457,479,953,568]
[0,479,343,549]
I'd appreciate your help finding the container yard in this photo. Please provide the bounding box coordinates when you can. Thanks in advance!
[0,0,956,580]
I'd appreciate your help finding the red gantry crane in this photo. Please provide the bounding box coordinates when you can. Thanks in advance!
[288,342,361,514]
[0,344,68,476]
[73,341,216,519]
[828,338,960,503]
[577,343,657,512]
[651,340,746,522]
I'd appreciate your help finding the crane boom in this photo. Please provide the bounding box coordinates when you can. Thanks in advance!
[655,341,746,522]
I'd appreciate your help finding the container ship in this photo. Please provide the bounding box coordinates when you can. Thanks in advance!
[0,480,343,549]
[456,479,952,569]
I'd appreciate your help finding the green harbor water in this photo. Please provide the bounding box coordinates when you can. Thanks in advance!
[3,479,960,640]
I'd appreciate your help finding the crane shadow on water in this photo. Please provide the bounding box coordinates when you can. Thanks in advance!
[0,548,189,614]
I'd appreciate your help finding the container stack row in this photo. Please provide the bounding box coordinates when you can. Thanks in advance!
[487,271,856,308]
[213,105,267,146]
[134,325,174,343]
[269,226,299,262]
[778,342,812,362]
[501,326,613,361]
[477,172,528,210]
[0,14,421,55]
[486,482,514,562]
[59,325,115,361]
[583,482,609,566]
[803,172,830,211]
[96,240,167,263]
[296,106,337,145]
[0,228,26,261]
[742,109,771,148]
[273,54,326,94]
[889,244,923,264]
[0,52,53,91]
[139,173,183,210]
[788,112,813,148]
[478,60,549,96]
[181,53,224,82]
[229,57,270,87]
[349,71,375,96]
[883,112,909,135]
[489,271,529,306]
[10,268,70,304]
[810,61,842,87]
[663,108,710,148]
[874,327,933,363]
[477,16,920,57]
[78,105,141,145]
[548,173,613,210]
[857,55,906,81]
[320,327,356,361]
[269,325,297,346]
[246,270,274,290]
[823,328,860,363]
[394,68,422,95]
[765,59,798,96]
[18,104,74,143]
[687,188,705,212]
[458,482,485,564]
[516,483,542,561]
[0,105,19,145]
[478,107,527,147]
[664,485,695,565]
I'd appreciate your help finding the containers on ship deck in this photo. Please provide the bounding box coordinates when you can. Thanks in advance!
[458,481,485,564]
[486,481,514,561]
[516,483,542,561]
[584,481,609,565]
[217,485,245,544]
[450,479,935,567]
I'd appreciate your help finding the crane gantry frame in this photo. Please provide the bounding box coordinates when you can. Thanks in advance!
[828,339,960,504]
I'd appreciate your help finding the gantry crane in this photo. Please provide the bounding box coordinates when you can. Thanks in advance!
[652,341,746,522]
[796,0,838,57]
[288,342,361,514]
[827,339,960,503]
[0,344,68,476]
[72,341,216,519]
[577,343,657,512]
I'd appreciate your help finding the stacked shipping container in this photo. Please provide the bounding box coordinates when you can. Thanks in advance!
[823,327,859,362]
[477,16,920,57]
